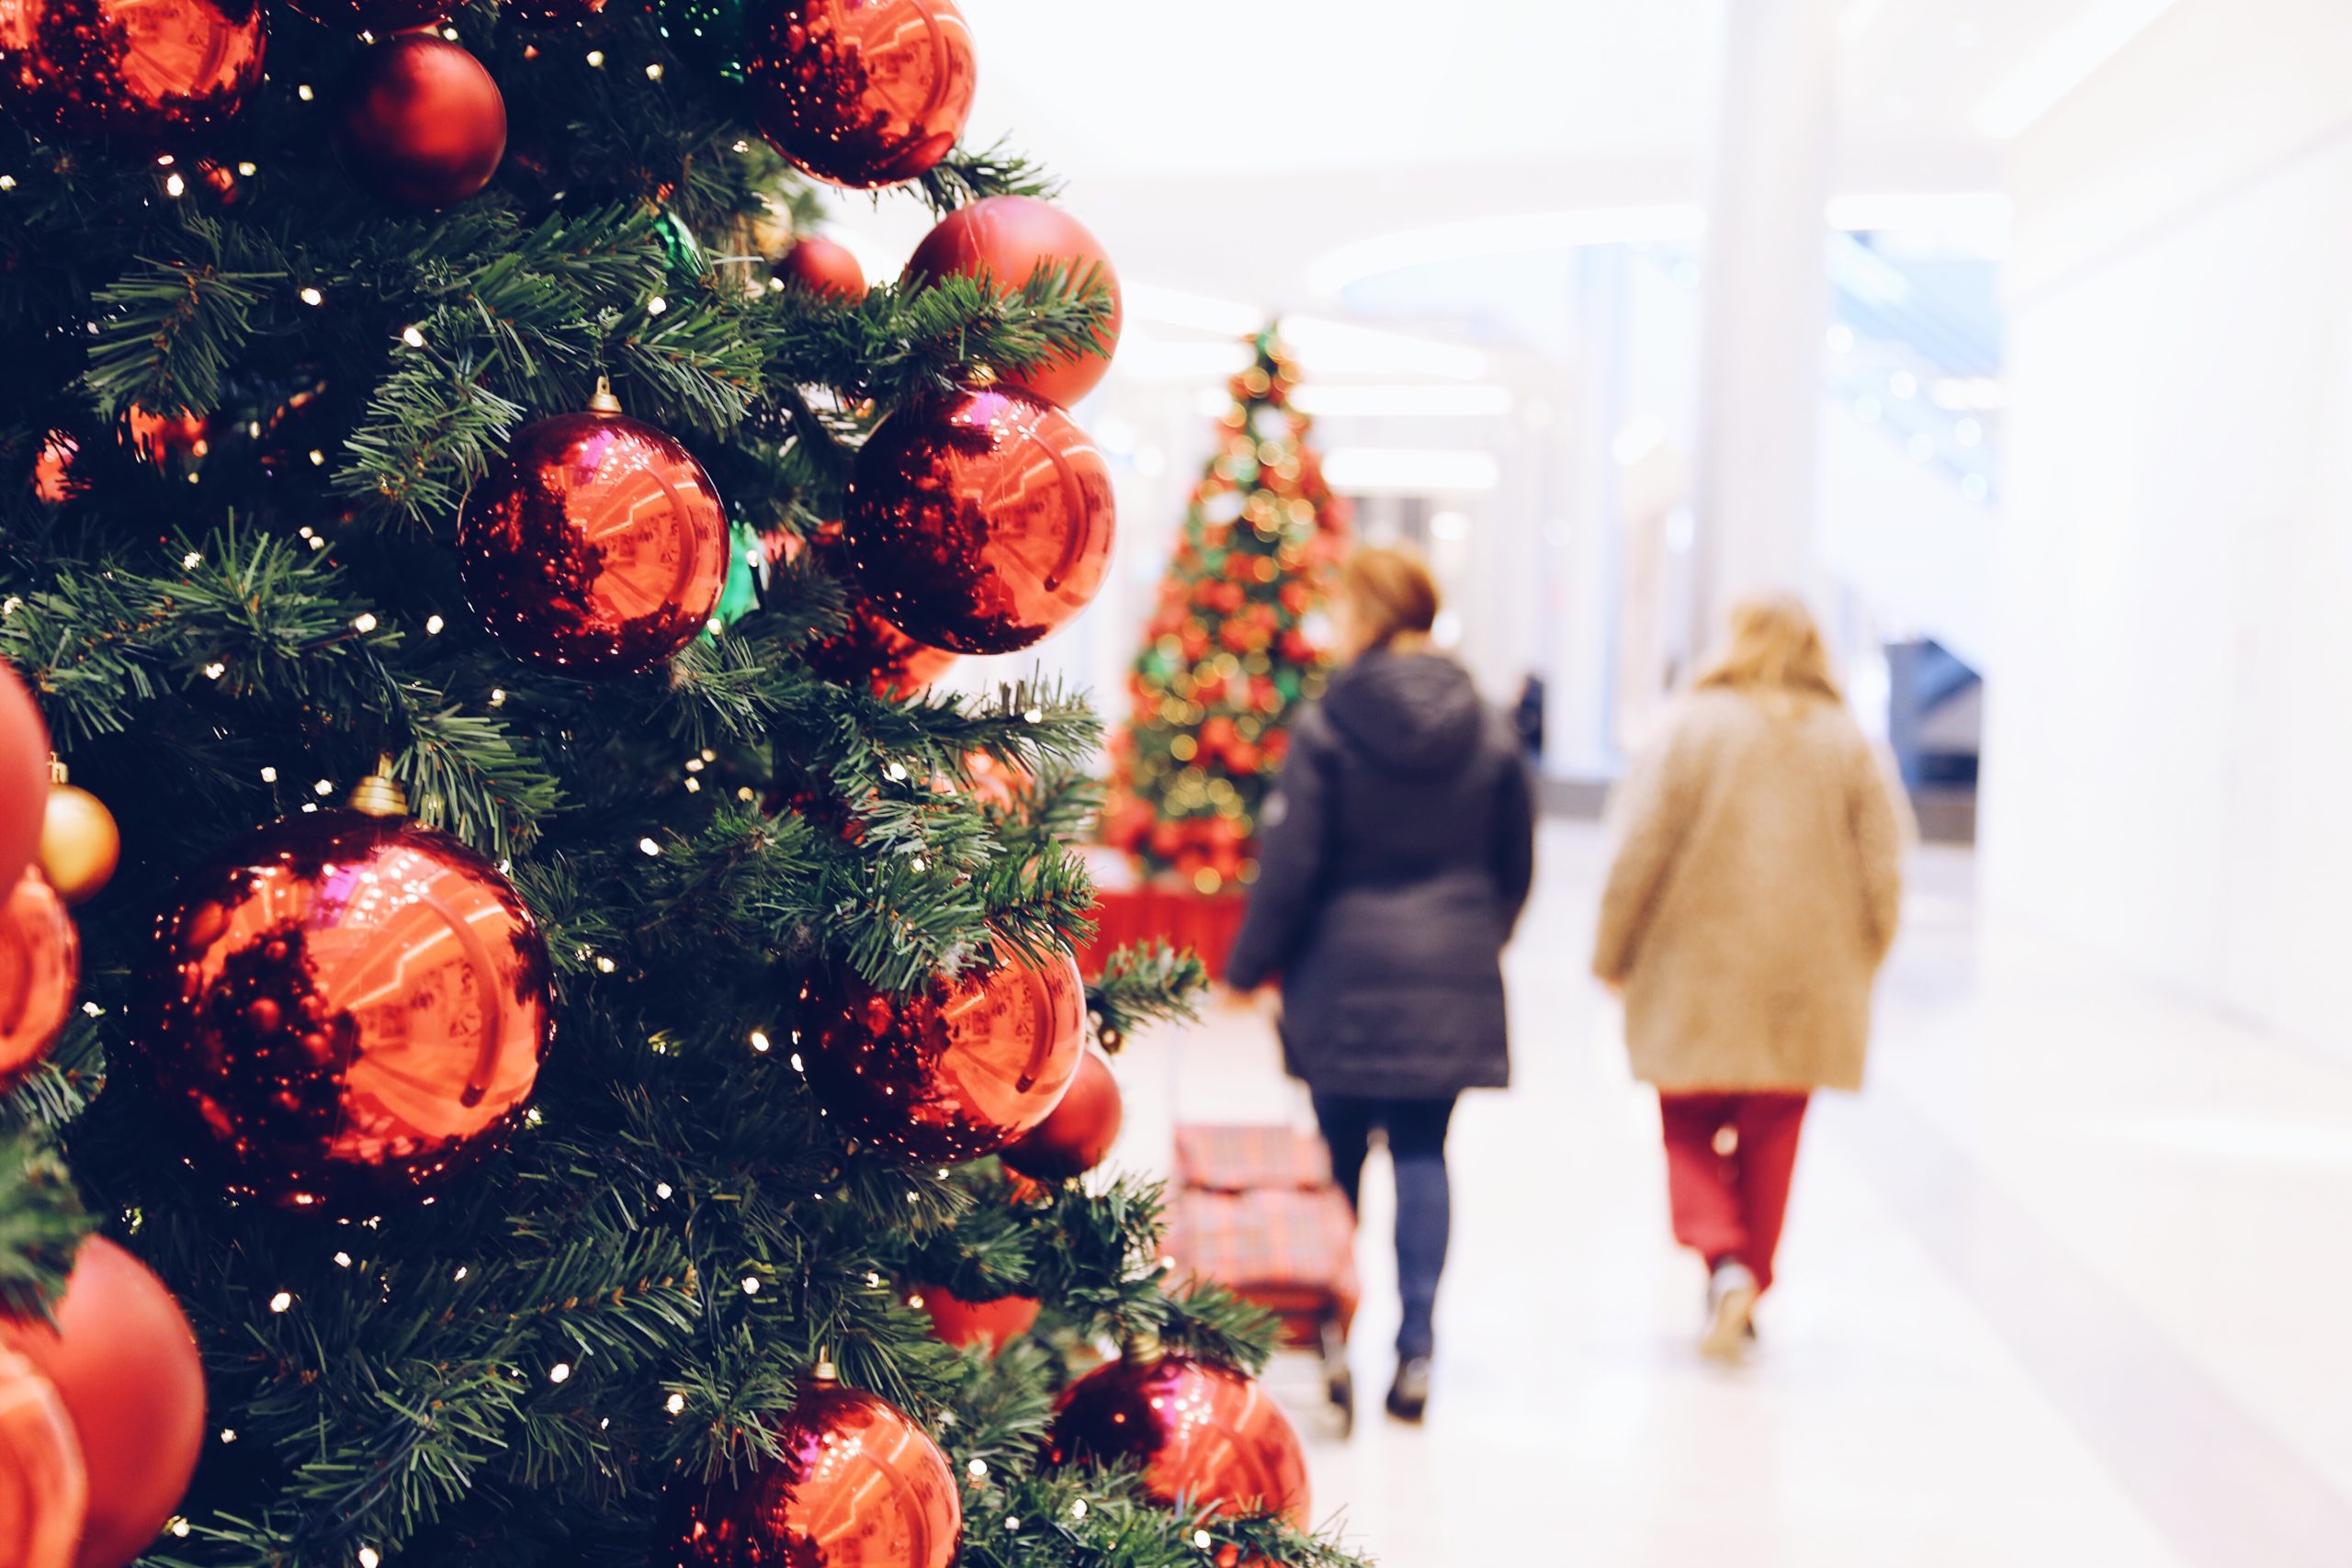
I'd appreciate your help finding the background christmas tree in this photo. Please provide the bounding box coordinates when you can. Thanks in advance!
[1106,330,1351,895]
[0,2,1369,1563]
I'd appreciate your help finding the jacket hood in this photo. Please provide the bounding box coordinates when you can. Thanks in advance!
[1320,649,1487,778]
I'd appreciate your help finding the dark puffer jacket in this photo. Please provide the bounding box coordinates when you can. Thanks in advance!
[1226,649,1536,1100]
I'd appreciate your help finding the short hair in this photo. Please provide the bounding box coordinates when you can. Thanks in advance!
[1339,545,1439,649]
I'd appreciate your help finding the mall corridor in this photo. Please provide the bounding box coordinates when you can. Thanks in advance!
[1117,821,2352,1568]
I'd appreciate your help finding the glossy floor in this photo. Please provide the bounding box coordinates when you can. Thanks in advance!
[1112,822,2352,1567]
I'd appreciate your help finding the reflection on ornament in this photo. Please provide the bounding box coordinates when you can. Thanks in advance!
[0,0,266,146]
[0,869,77,1095]
[745,0,974,189]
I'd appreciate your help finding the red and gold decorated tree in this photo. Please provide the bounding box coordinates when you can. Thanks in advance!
[1106,330,1351,893]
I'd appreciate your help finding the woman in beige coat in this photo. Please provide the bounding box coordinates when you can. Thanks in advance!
[1593,593,1905,1358]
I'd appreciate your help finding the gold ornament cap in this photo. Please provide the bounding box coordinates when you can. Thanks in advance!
[588,376,624,415]
[1122,1325,1167,1368]
[49,756,68,785]
[347,754,409,818]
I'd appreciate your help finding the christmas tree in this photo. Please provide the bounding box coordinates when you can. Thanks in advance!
[0,2,1367,1563]
[1106,330,1351,895]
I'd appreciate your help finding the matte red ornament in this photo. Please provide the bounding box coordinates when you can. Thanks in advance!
[796,952,1085,1163]
[0,869,77,1095]
[128,793,553,1210]
[746,0,974,189]
[280,0,446,31]
[801,601,958,698]
[334,32,506,210]
[775,234,866,300]
[458,396,730,676]
[0,661,49,894]
[1046,1351,1310,1528]
[904,195,1121,407]
[844,387,1115,655]
[1000,1045,1119,1182]
[670,1369,960,1568]
[0,1346,85,1568]
[0,0,265,147]
[0,1237,204,1568]
[910,1284,1037,1352]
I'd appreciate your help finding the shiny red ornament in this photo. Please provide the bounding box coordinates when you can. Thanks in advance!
[0,0,265,147]
[279,0,443,31]
[1000,1045,1119,1182]
[910,1284,1038,1352]
[0,1346,85,1568]
[507,0,605,19]
[670,1370,960,1568]
[801,601,958,698]
[458,398,730,676]
[0,661,49,894]
[775,234,866,300]
[125,404,209,466]
[0,1237,204,1568]
[334,32,505,210]
[844,387,1115,655]
[904,196,1121,407]
[31,435,76,502]
[797,952,1085,1163]
[1046,1351,1310,1528]
[0,869,77,1095]
[746,0,974,189]
[128,798,553,1210]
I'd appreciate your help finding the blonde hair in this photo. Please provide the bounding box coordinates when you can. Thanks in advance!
[1338,545,1439,650]
[1693,592,1843,710]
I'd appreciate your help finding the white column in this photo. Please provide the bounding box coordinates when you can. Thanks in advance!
[1690,0,1842,629]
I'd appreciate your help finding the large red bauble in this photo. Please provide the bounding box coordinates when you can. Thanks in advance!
[1046,1353,1310,1528]
[746,0,974,189]
[844,388,1115,655]
[129,807,553,1210]
[775,234,865,300]
[0,1345,84,1568]
[280,0,446,30]
[800,600,958,699]
[334,33,506,210]
[1000,1046,1119,1182]
[670,1372,960,1568]
[910,1284,1037,1352]
[0,661,49,894]
[458,408,730,676]
[0,1237,204,1568]
[0,869,78,1095]
[0,0,265,147]
[797,952,1085,1163]
[904,196,1121,407]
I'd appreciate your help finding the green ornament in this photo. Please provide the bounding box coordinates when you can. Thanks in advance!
[656,211,707,282]
[712,520,766,628]
[654,0,752,82]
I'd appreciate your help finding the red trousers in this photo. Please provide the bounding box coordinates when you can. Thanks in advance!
[1658,1091,1810,1292]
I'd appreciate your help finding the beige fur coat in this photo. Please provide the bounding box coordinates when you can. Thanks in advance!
[1592,687,1905,1093]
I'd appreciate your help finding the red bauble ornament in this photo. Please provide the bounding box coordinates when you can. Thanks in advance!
[125,404,209,466]
[0,661,49,894]
[0,869,78,1095]
[334,32,506,210]
[0,1237,204,1568]
[458,390,730,676]
[910,1284,1038,1352]
[1046,1351,1310,1528]
[670,1369,960,1568]
[904,196,1121,407]
[746,0,974,190]
[1000,1046,1119,1182]
[0,0,265,147]
[797,952,1085,1163]
[281,0,447,31]
[845,387,1115,655]
[775,235,866,300]
[129,787,553,1210]
[0,1345,85,1568]
[507,0,606,19]
[800,599,958,698]
[956,750,1029,814]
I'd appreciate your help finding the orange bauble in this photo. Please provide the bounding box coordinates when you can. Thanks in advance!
[0,869,78,1094]
[1000,1047,1120,1182]
[904,195,1122,407]
[0,662,49,895]
[910,1284,1039,1352]
[775,235,866,301]
[746,0,975,189]
[845,387,1115,656]
[670,1371,960,1567]
[0,0,266,146]
[1046,1351,1309,1529]
[796,953,1085,1163]
[37,779,119,905]
[0,1346,85,1568]
[0,1238,204,1568]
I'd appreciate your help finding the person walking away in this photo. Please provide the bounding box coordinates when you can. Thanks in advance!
[1591,592,1905,1359]
[1227,545,1537,1423]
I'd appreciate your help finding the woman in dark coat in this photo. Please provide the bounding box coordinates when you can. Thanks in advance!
[1226,544,1536,1422]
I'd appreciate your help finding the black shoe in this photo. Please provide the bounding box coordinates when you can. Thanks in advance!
[1385,1357,1431,1423]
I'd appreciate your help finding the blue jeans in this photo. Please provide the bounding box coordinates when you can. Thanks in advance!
[1311,1092,1458,1361]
